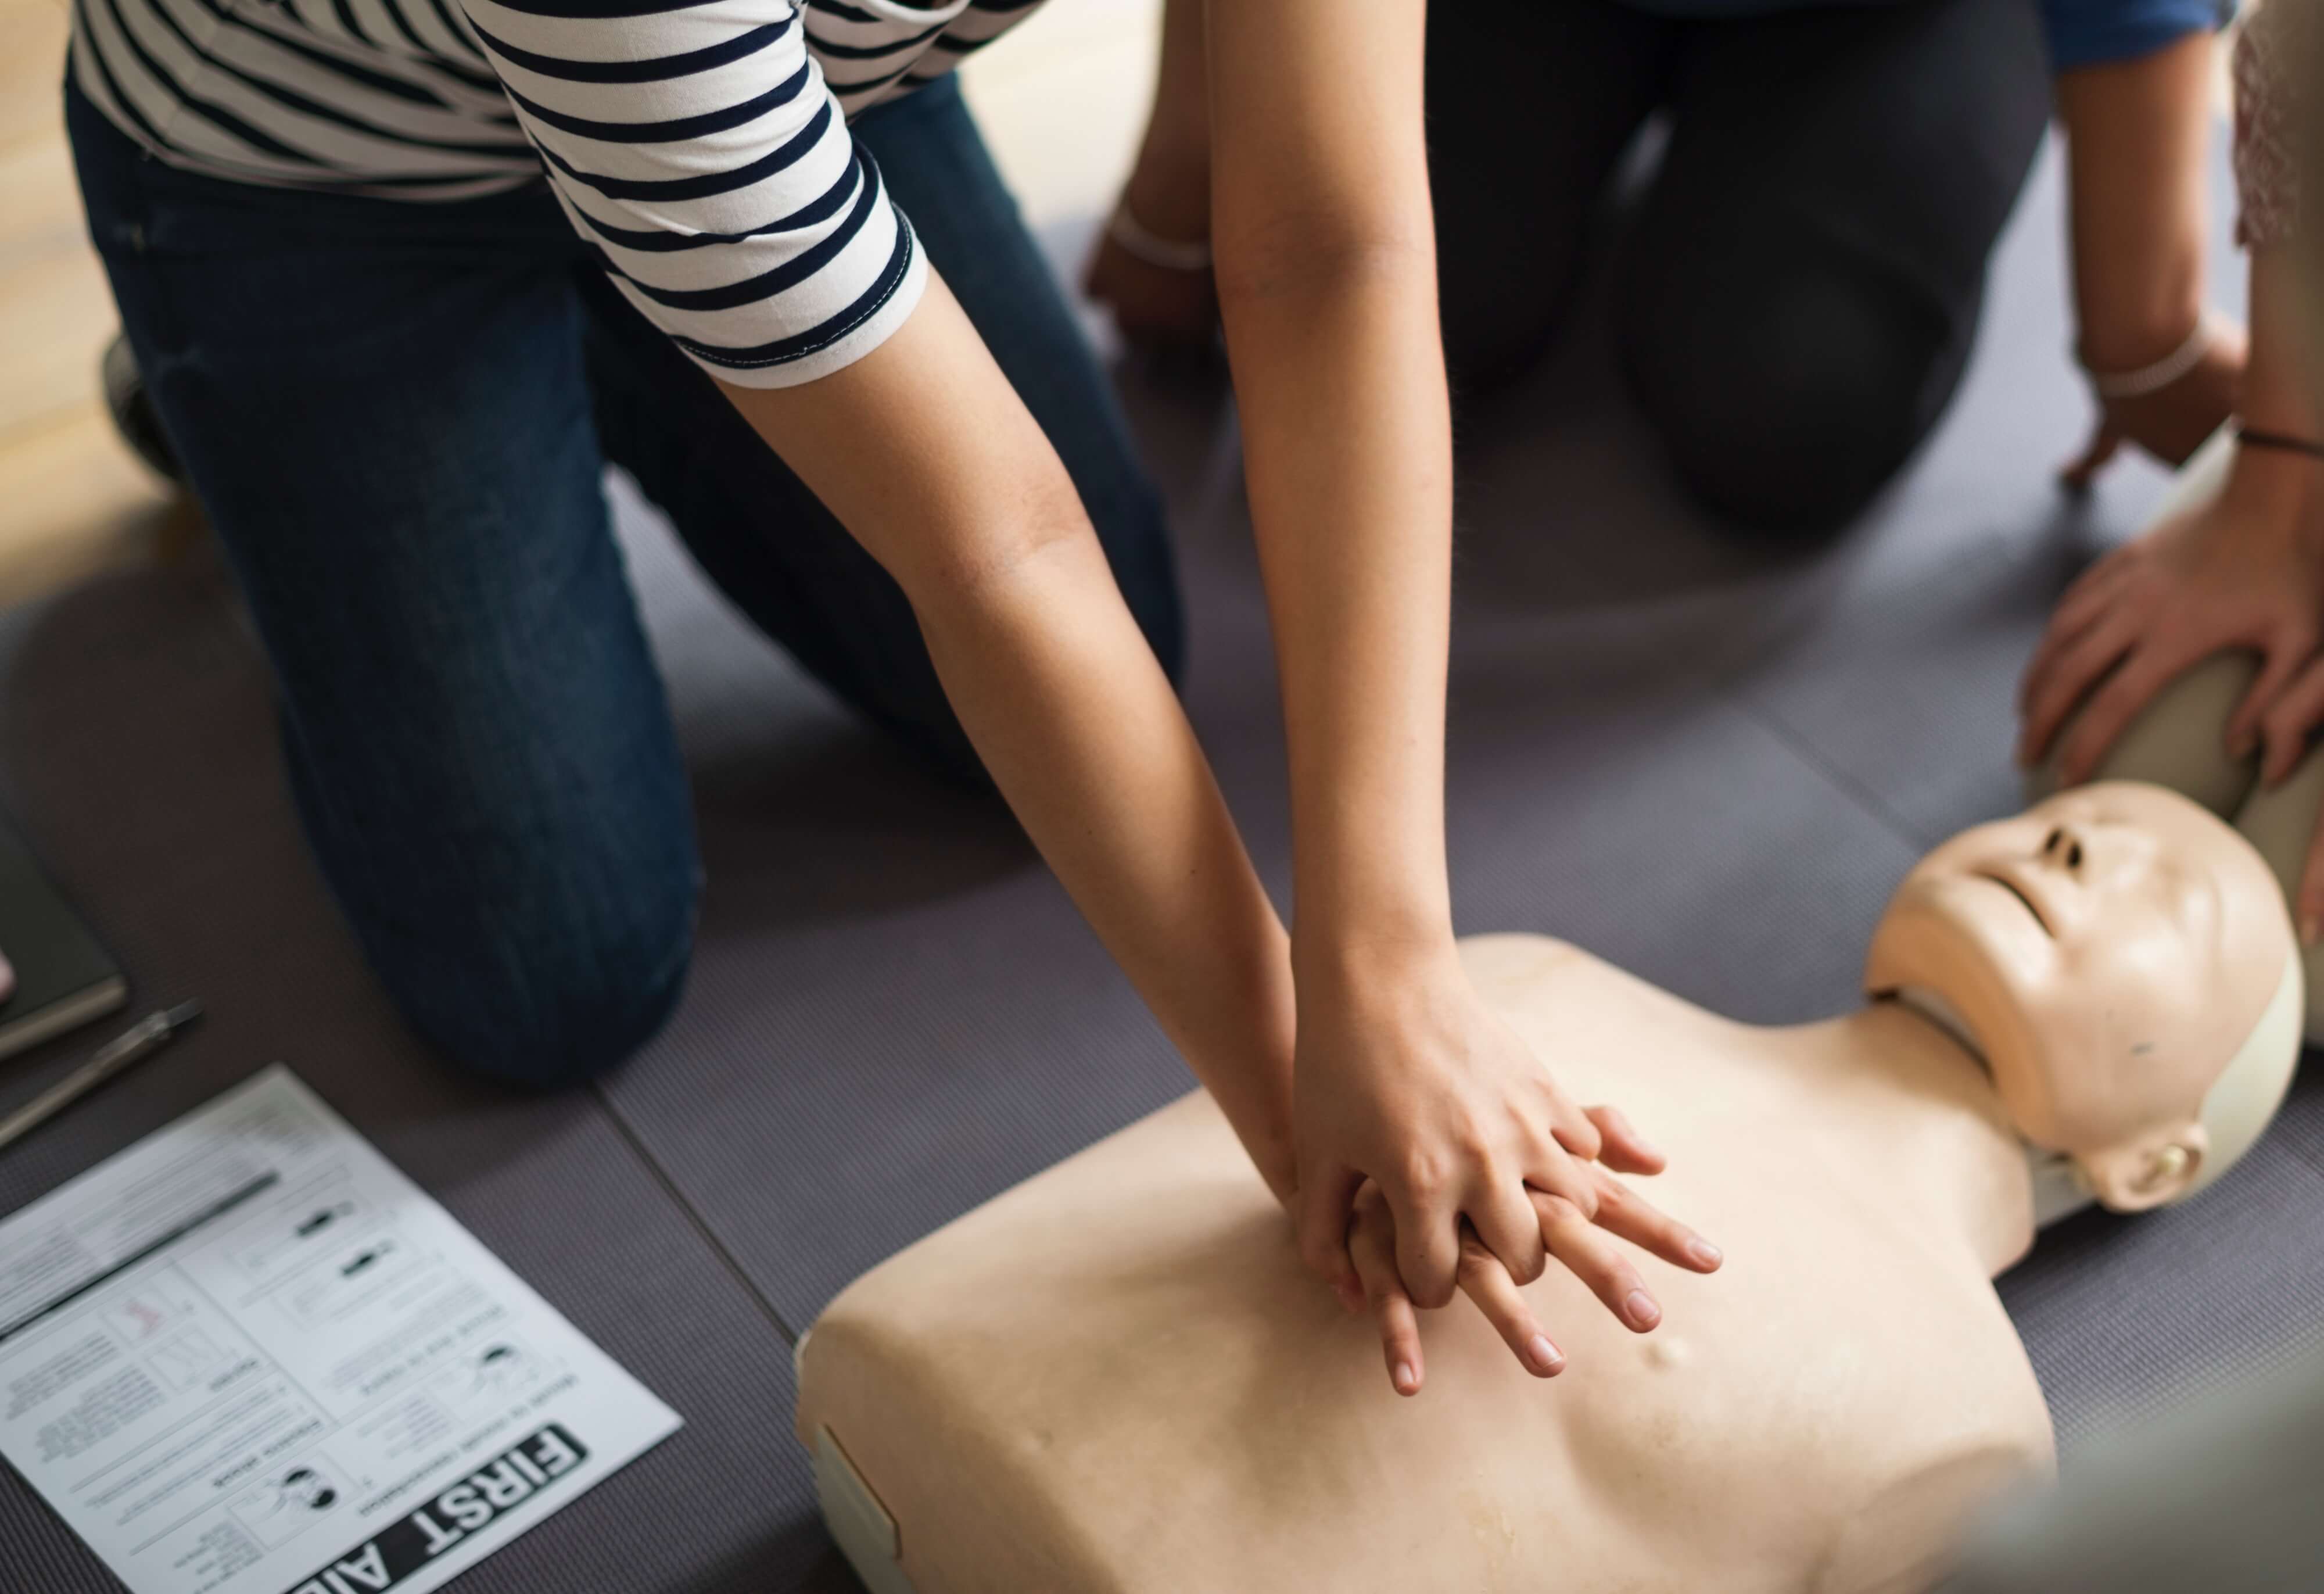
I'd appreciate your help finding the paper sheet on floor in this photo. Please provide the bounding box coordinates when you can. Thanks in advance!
[0,1065,680,1594]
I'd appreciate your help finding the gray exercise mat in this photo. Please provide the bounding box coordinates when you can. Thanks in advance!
[1999,1069,2324,1452]
[0,571,852,1594]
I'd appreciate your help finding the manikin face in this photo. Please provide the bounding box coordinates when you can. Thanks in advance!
[1864,783,2292,1209]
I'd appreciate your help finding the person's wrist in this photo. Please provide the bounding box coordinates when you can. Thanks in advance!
[2076,303,2212,396]
[1291,914,1462,1001]
[2223,433,2324,535]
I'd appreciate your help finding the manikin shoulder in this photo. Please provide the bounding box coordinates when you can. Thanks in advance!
[1813,1428,2056,1594]
[1457,932,1760,1106]
[1459,932,1726,1031]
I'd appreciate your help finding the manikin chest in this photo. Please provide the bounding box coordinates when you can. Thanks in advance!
[795,940,2055,1593]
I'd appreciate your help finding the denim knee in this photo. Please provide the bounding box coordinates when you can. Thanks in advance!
[386,869,700,1092]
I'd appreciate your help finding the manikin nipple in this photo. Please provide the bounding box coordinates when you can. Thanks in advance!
[1642,1337,1689,1371]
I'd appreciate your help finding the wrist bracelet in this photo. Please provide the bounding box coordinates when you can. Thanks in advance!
[2079,315,2217,400]
[1106,203,1213,273]
[2236,422,2324,459]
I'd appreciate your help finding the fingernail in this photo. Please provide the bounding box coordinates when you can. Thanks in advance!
[1526,1334,1564,1375]
[1625,1289,1662,1331]
[1393,1362,1418,1396]
[1686,1238,1723,1269]
[2302,915,2319,949]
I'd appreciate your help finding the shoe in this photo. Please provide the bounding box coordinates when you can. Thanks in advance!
[102,333,185,486]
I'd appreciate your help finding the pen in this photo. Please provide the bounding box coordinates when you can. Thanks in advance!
[0,1002,204,1152]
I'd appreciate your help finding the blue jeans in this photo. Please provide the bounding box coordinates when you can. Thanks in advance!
[66,76,1182,1089]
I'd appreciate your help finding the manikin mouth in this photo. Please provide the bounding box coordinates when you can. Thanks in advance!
[1973,869,2052,937]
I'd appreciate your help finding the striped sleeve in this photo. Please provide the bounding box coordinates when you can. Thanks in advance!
[458,0,924,388]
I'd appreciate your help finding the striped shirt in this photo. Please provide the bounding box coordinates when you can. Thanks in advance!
[70,0,1045,385]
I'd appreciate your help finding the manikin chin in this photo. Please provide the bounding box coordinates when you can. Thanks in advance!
[795,782,2302,1594]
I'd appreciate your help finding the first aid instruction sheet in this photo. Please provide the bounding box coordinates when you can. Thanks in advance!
[0,1066,680,1594]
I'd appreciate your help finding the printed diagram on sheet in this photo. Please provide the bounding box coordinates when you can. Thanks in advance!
[0,1066,680,1594]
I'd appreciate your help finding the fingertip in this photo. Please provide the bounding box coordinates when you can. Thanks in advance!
[2017,717,2056,773]
[2227,711,2261,763]
[1598,1107,1663,1170]
[1623,1288,1662,1333]
[1525,1333,1565,1377]
[1685,1237,1724,1272]
[1391,1360,1420,1396]
[2266,734,2307,789]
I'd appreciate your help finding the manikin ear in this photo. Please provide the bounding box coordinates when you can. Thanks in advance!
[2075,1123,2210,1212]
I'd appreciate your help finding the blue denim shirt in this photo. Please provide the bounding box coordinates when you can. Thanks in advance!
[1623,0,2227,70]
[2039,0,2228,67]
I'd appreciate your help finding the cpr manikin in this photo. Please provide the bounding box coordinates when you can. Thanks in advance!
[2031,426,2324,1041]
[794,785,2301,1594]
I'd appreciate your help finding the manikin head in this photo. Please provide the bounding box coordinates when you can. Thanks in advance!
[1865,783,2303,1212]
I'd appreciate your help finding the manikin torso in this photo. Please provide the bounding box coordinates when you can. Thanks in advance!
[797,936,2057,1594]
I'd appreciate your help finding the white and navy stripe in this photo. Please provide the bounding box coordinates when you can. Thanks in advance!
[71,0,1045,385]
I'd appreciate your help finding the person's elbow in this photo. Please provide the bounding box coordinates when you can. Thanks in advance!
[887,471,1100,618]
[1211,207,1433,315]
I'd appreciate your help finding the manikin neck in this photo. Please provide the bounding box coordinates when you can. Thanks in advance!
[1788,999,2043,1276]
[1866,988,2095,1229]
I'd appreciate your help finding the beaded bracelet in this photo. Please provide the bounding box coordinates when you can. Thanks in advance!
[2079,316,2218,400]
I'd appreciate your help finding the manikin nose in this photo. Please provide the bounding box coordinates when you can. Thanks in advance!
[2038,823,2086,873]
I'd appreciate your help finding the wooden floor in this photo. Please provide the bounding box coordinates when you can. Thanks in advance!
[0,0,188,611]
[0,0,1157,611]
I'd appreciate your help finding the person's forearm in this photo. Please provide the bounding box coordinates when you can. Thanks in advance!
[1220,245,1456,971]
[720,282,1297,1197]
[1207,0,1455,976]
[2056,34,2217,370]
[2215,245,2323,535]
[914,531,1300,1192]
[2242,246,2318,436]
[1122,0,1211,243]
